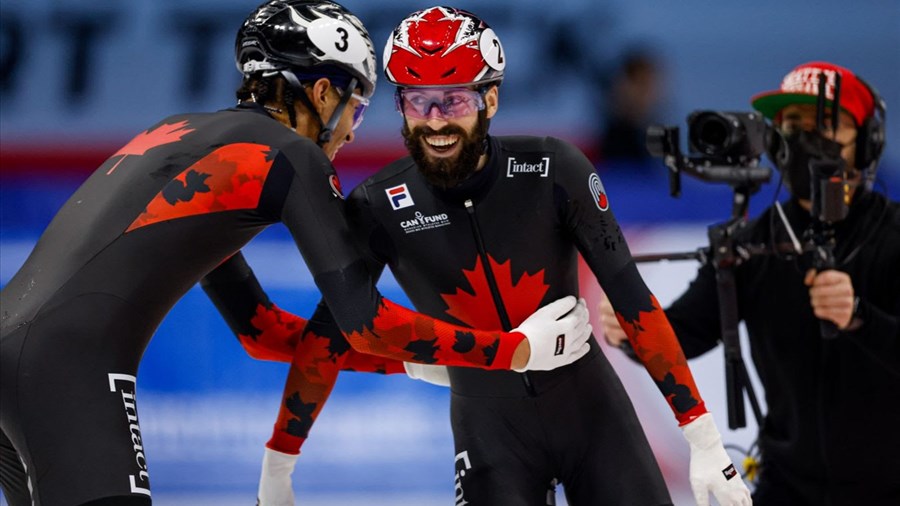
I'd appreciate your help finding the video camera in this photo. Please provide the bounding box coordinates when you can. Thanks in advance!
[646,110,782,197]
[633,79,856,428]
[636,109,786,430]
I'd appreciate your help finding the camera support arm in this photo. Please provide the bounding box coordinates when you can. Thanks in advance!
[707,196,765,429]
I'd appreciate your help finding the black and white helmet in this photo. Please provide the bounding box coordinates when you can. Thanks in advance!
[235,0,377,98]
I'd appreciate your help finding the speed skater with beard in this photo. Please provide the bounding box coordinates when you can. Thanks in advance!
[238,5,751,506]
[402,111,490,189]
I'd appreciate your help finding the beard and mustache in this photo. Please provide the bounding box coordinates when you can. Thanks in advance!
[402,113,489,189]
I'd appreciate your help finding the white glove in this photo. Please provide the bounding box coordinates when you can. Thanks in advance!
[257,447,298,506]
[681,413,752,506]
[404,362,451,387]
[512,296,592,372]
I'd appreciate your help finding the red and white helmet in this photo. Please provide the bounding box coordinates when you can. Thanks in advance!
[383,6,505,88]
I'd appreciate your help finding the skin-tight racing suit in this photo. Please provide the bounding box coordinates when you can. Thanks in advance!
[214,135,713,505]
[0,105,529,506]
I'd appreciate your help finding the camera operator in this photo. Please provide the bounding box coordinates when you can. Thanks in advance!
[600,61,899,505]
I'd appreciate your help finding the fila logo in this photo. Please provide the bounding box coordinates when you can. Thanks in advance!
[386,184,415,210]
[588,173,609,211]
[506,157,550,177]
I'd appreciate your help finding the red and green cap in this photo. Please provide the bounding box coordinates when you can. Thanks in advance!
[751,61,875,127]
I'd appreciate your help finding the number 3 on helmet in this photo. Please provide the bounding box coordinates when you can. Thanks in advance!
[383,6,506,88]
[235,0,378,98]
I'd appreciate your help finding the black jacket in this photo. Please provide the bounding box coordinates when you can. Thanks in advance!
[667,191,900,503]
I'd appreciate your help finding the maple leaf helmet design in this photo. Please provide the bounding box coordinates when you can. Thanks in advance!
[383,6,506,89]
[236,0,377,143]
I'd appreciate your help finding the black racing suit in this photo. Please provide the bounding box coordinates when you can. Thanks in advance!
[322,135,711,505]
[666,192,900,505]
[0,105,525,506]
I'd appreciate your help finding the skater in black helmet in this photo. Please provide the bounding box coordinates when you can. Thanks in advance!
[0,2,592,505]
[219,6,752,506]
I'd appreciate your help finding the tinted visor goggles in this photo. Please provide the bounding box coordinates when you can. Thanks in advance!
[335,88,369,131]
[396,87,486,120]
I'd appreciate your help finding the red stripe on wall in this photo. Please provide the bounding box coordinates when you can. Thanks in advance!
[0,136,599,180]
[0,140,409,179]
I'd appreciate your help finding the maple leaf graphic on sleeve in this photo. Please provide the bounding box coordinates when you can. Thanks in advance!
[107,120,195,175]
[285,392,317,438]
[656,372,699,414]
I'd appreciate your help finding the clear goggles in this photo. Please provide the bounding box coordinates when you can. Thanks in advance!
[395,87,486,120]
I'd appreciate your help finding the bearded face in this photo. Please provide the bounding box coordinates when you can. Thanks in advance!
[402,111,490,189]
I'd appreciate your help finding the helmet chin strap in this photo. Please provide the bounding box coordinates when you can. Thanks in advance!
[280,70,357,146]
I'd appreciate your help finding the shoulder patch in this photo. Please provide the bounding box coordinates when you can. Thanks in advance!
[329,174,344,199]
[588,173,609,211]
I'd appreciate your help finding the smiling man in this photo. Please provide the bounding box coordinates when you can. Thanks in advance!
[238,5,751,506]
[370,8,749,505]
[0,2,595,505]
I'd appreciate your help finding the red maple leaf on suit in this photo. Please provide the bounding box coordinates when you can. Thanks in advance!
[107,120,195,175]
[441,255,549,330]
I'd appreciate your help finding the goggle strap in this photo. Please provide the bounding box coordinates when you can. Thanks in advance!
[319,77,358,144]
[281,69,325,135]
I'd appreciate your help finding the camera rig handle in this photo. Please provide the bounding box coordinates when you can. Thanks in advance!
[809,159,843,340]
[810,229,840,339]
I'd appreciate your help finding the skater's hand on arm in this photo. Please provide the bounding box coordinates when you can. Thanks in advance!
[681,413,752,506]
[511,296,592,372]
[598,294,629,347]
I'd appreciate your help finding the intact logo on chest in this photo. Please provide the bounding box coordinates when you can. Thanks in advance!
[506,156,550,177]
